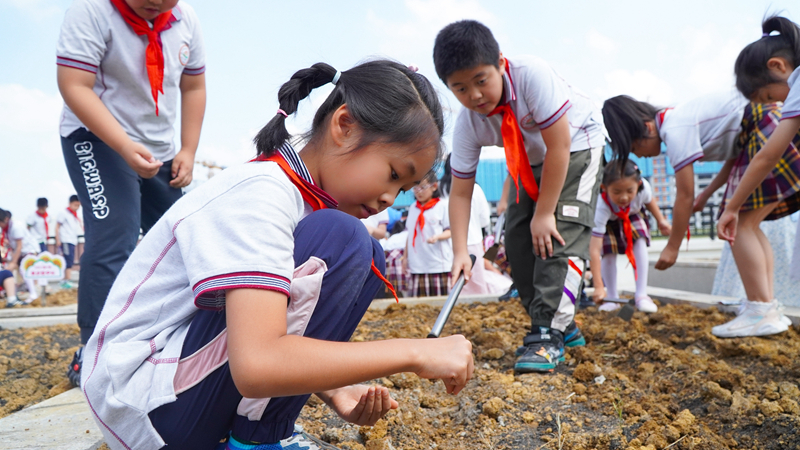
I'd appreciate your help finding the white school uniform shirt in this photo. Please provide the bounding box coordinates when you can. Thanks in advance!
[405,198,453,274]
[450,55,607,179]
[56,209,82,245]
[656,90,749,172]
[6,220,41,257]
[81,144,335,450]
[361,208,389,230]
[26,213,50,244]
[592,179,653,237]
[56,0,206,162]
[782,67,800,120]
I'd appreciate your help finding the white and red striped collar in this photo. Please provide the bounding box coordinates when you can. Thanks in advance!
[274,142,338,209]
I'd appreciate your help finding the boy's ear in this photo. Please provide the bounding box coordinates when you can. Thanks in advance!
[498,52,505,74]
[329,104,358,149]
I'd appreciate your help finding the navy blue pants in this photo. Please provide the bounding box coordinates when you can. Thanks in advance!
[148,209,385,449]
[61,128,182,344]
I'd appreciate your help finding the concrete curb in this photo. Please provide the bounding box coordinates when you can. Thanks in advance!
[0,305,78,330]
[0,388,103,450]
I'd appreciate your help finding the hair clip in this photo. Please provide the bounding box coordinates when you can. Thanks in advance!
[277,109,288,118]
[332,70,342,85]
[408,65,419,73]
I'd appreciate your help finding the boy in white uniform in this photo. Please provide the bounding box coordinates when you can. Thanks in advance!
[55,195,82,289]
[56,0,206,385]
[1,209,41,306]
[26,197,50,253]
[434,20,604,372]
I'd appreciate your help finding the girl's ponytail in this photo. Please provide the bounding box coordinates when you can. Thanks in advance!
[602,95,658,175]
[735,15,800,99]
[254,63,338,156]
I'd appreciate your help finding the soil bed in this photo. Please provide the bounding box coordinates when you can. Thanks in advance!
[2,290,799,450]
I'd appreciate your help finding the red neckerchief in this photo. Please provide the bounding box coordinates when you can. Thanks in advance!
[602,191,637,279]
[488,60,539,203]
[412,198,440,248]
[66,207,83,230]
[255,152,399,302]
[36,211,49,238]
[109,0,176,116]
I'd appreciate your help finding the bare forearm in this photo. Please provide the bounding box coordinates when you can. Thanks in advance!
[535,146,569,216]
[179,73,206,154]
[645,199,666,224]
[449,178,474,256]
[726,118,800,210]
[589,237,604,290]
[666,193,693,250]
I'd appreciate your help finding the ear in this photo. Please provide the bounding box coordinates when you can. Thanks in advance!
[644,120,657,137]
[328,104,359,150]
[767,56,791,77]
[498,52,506,75]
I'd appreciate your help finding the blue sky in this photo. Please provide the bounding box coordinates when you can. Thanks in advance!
[0,0,796,218]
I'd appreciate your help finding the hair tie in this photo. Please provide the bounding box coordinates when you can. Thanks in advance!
[331,70,341,85]
[277,109,288,118]
[408,64,419,73]
[763,32,771,37]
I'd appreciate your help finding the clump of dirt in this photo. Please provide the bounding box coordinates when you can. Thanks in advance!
[3,291,800,450]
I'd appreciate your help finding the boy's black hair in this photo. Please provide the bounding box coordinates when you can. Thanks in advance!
[69,195,79,203]
[254,60,445,173]
[735,15,800,99]
[602,159,643,193]
[36,198,48,207]
[433,20,501,84]
[602,95,659,174]
[0,209,11,222]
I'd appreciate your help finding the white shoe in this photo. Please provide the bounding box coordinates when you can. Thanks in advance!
[736,299,792,327]
[713,300,788,338]
[279,424,341,449]
[635,296,658,313]
[598,302,621,312]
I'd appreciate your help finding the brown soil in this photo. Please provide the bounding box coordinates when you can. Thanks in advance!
[3,291,800,450]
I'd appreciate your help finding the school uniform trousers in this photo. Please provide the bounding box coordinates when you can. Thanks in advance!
[505,147,602,333]
[61,127,182,344]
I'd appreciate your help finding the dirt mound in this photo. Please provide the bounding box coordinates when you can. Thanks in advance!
[2,291,799,449]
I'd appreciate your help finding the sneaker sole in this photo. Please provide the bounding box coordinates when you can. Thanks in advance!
[712,322,789,338]
[514,361,557,373]
[515,337,584,356]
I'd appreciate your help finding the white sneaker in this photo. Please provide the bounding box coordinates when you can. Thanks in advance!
[279,424,341,449]
[635,296,658,313]
[598,302,621,312]
[736,299,792,327]
[713,300,789,338]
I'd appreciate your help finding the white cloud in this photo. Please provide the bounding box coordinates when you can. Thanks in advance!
[586,29,617,57]
[0,84,71,218]
[596,69,675,106]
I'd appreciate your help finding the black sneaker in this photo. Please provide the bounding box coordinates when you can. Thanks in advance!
[516,321,584,355]
[514,327,564,373]
[67,347,83,388]
[498,284,518,301]
[577,290,594,310]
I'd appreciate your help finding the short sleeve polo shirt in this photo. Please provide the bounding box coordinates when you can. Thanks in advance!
[57,0,206,161]
[657,90,749,172]
[450,55,607,179]
[781,67,800,119]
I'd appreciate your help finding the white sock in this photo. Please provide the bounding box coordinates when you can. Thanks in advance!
[601,253,618,299]
[7,295,18,303]
[25,278,39,300]
[633,238,649,299]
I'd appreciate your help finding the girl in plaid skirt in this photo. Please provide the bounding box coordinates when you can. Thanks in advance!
[714,15,800,338]
[589,160,671,313]
[403,172,453,297]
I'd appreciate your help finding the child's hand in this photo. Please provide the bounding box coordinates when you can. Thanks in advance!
[122,142,163,179]
[692,193,709,213]
[658,220,672,236]
[450,252,473,285]
[169,149,195,188]
[426,236,438,244]
[530,212,564,260]
[717,209,739,244]
[592,285,606,304]
[655,246,678,270]
[416,335,474,395]
[319,385,398,426]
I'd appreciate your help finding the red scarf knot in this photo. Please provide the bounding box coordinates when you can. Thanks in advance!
[412,198,440,248]
[602,192,637,279]
[36,211,49,238]
[110,0,176,116]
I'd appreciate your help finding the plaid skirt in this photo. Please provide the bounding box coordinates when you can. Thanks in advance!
[384,248,410,298]
[602,209,651,256]
[409,272,451,297]
[721,102,800,221]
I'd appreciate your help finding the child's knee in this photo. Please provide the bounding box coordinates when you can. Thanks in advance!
[295,209,374,264]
